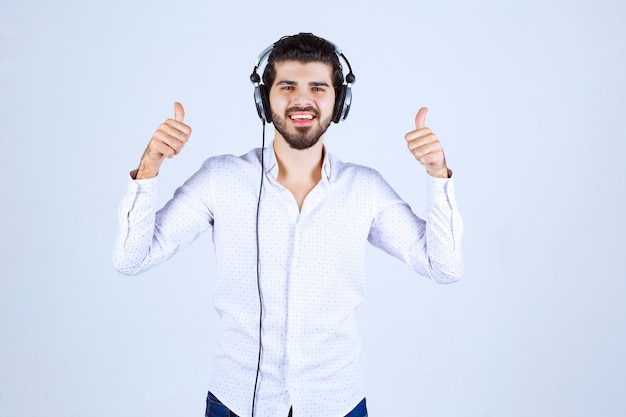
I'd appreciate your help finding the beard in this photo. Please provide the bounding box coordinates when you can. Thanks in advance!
[272,106,332,150]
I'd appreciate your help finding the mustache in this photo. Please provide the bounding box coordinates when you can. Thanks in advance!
[286,106,320,117]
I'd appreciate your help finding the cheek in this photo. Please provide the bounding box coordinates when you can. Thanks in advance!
[268,93,285,113]
[323,95,336,115]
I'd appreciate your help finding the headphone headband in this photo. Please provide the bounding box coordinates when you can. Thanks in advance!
[250,40,356,124]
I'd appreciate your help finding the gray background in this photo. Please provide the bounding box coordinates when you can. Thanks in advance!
[1,0,624,416]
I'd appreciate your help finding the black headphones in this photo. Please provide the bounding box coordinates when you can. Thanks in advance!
[249,41,356,124]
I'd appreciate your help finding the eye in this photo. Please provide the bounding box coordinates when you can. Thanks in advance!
[312,87,325,92]
[281,85,295,91]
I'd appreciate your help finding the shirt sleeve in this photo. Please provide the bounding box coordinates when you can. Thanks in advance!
[367,172,463,283]
[112,164,214,276]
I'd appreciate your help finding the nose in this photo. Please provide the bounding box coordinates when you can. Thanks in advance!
[290,89,314,108]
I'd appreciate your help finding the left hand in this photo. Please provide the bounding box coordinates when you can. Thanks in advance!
[404,107,449,178]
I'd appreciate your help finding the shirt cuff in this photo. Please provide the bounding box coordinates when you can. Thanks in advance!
[426,170,456,211]
[123,169,158,215]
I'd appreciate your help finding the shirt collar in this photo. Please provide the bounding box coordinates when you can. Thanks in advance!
[262,141,332,182]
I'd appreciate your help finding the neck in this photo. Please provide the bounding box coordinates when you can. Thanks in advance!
[273,134,325,184]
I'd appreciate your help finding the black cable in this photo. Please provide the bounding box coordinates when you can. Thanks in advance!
[251,120,266,417]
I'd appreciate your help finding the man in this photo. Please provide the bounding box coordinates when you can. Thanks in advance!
[113,33,462,417]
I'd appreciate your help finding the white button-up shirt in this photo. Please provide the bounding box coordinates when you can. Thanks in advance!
[113,144,463,417]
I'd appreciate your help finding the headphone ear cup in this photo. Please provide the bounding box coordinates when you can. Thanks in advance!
[341,86,352,121]
[253,84,273,123]
[332,85,347,123]
[260,85,272,123]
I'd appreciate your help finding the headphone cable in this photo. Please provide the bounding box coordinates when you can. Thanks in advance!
[252,120,266,417]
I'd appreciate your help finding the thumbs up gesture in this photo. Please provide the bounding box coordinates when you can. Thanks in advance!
[404,107,449,178]
[136,102,192,179]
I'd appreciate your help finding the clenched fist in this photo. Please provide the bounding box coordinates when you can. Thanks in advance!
[404,107,449,179]
[136,102,192,179]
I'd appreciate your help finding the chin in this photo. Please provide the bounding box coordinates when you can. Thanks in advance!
[285,136,321,150]
[274,114,331,150]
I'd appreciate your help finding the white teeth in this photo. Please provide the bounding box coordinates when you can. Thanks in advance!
[290,114,313,120]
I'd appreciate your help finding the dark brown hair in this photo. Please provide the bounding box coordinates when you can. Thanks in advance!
[262,33,344,91]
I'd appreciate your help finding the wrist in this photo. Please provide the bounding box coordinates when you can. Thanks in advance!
[136,160,160,179]
[428,167,450,179]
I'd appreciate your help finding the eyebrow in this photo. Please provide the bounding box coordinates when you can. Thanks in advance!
[275,80,331,87]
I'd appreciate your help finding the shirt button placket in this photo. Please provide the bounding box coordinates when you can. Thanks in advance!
[287,216,305,403]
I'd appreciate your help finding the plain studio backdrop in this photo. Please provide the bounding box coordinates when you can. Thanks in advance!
[1,1,624,416]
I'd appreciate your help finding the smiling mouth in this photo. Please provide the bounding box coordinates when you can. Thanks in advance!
[289,113,315,120]
[288,111,316,127]
[287,106,318,123]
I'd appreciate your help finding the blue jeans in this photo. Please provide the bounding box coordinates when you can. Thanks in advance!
[205,391,368,417]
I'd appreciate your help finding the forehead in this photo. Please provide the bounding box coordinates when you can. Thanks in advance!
[272,60,333,84]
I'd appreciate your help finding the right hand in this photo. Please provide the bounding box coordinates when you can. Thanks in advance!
[404,107,449,179]
[136,102,192,179]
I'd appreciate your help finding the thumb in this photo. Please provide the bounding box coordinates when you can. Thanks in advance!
[414,107,428,129]
[174,102,185,122]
